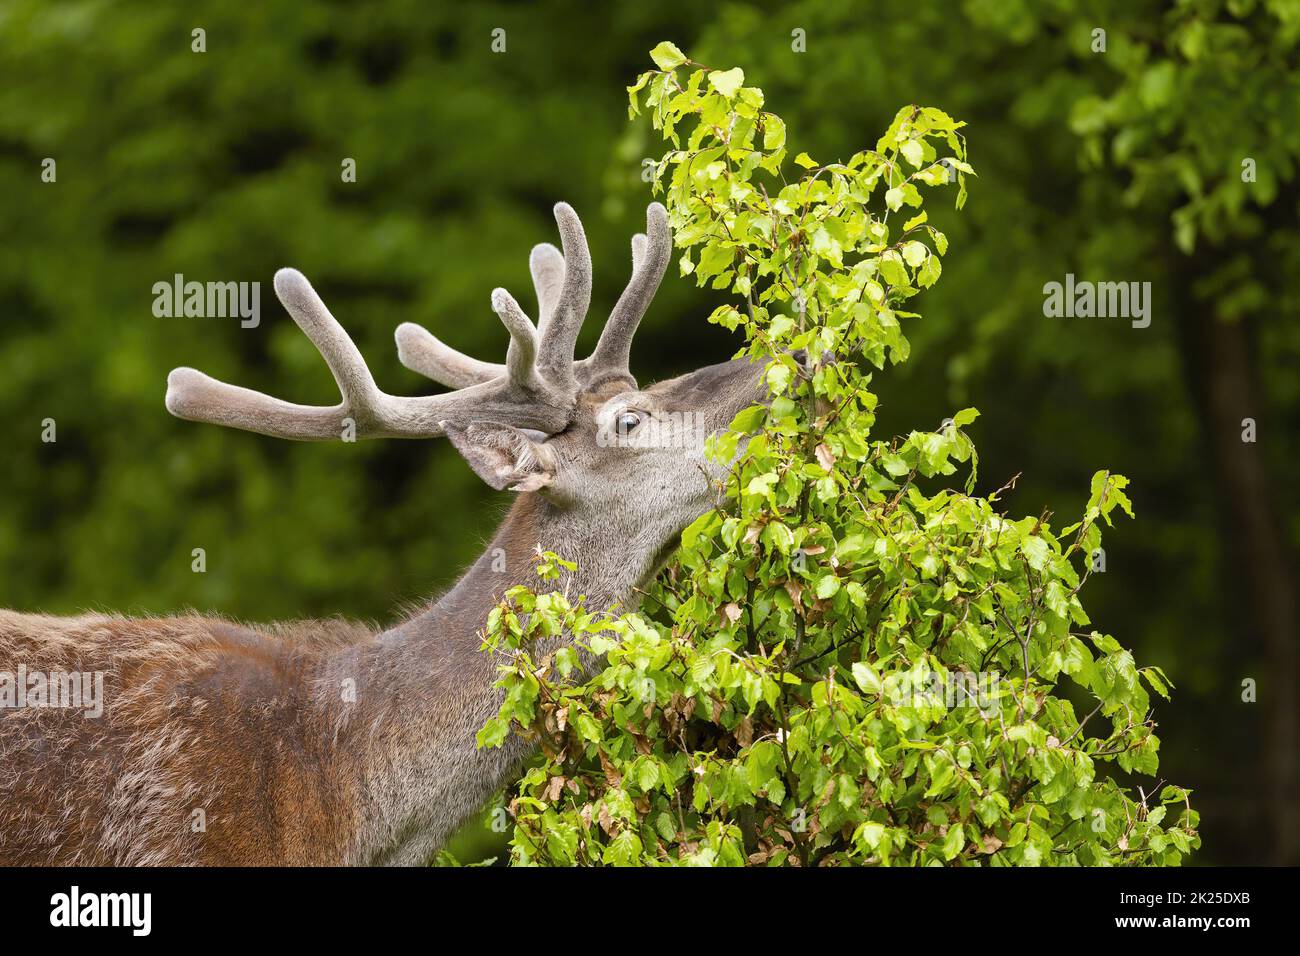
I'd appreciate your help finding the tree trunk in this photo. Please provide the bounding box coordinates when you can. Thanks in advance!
[1174,257,1299,864]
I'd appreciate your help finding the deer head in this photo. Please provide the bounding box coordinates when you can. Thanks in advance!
[165,202,767,580]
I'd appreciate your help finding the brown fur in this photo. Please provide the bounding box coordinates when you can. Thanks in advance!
[0,611,373,865]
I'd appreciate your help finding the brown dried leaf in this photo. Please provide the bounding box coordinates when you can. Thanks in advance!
[598,750,622,787]
[544,775,565,803]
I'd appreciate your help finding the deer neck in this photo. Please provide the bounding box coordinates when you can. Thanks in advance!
[401,491,654,645]
[326,491,666,865]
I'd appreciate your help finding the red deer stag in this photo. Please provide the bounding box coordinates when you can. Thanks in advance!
[0,202,769,865]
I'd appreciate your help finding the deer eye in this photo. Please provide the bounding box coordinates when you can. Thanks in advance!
[616,410,642,435]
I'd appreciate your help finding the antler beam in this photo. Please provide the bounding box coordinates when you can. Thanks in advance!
[166,264,574,441]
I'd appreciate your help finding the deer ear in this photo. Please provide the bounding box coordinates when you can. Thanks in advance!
[442,422,556,493]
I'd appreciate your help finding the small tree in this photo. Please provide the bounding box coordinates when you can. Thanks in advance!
[473,44,1198,866]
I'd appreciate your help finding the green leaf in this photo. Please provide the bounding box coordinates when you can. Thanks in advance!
[815,574,841,599]
[708,67,744,99]
[942,823,966,861]
[649,41,687,70]
[851,661,882,695]
[1021,535,1051,572]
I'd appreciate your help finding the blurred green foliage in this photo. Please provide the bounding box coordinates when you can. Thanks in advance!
[1,0,1296,864]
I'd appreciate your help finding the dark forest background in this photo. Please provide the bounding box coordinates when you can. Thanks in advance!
[1,0,1296,865]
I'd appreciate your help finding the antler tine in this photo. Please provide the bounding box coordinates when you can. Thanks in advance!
[167,269,385,440]
[273,269,383,411]
[585,202,670,383]
[529,242,565,335]
[396,203,667,396]
[490,287,541,386]
[394,322,504,390]
[393,235,566,391]
[167,269,573,441]
[536,202,592,386]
